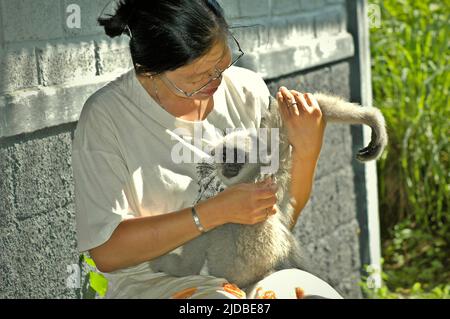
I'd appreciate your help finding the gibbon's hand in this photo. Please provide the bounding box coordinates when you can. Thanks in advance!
[277,87,326,160]
[211,178,278,225]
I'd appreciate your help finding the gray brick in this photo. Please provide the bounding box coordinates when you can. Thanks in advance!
[0,205,79,298]
[272,0,301,16]
[294,190,330,242]
[11,132,74,220]
[299,67,332,93]
[266,65,327,96]
[0,47,39,94]
[285,15,315,37]
[331,220,361,271]
[259,46,312,79]
[1,0,63,43]
[317,125,353,179]
[331,62,351,99]
[336,272,363,298]
[95,38,133,75]
[217,0,240,19]
[239,0,270,18]
[0,0,4,45]
[334,168,358,223]
[302,221,361,297]
[294,166,357,240]
[0,146,16,229]
[265,61,350,97]
[36,41,96,86]
[62,0,112,37]
[294,174,340,240]
[228,26,261,54]
[252,32,354,80]
[0,256,20,298]
[0,80,109,138]
[264,14,315,44]
[314,8,346,37]
[299,0,326,11]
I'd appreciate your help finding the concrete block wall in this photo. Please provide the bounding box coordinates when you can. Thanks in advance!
[0,0,132,137]
[1,0,368,298]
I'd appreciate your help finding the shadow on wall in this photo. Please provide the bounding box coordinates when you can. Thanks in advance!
[0,121,80,299]
[0,46,42,138]
[0,52,3,95]
[0,47,5,133]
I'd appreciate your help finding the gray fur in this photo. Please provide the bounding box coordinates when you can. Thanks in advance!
[148,93,388,289]
[313,93,388,161]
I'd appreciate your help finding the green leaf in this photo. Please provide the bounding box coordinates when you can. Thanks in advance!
[82,255,97,268]
[89,272,108,297]
[412,282,422,294]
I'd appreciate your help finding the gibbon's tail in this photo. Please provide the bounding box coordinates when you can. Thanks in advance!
[314,93,388,162]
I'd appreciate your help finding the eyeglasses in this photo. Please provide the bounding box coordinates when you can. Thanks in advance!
[160,34,244,97]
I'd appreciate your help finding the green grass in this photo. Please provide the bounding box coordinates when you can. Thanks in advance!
[367,0,449,298]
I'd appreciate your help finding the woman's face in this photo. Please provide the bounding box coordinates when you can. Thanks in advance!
[162,38,232,99]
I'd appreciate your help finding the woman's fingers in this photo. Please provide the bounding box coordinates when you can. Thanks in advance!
[279,87,319,115]
[269,206,277,215]
[279,87,300,116]
[292,91,311,113]
[256,197,277,211]
[256,188,276,200]
[277,92,290,120]
[304,92,320,109]
[255,183,278,199]
[254,205,277,222]
[303,92,313,106]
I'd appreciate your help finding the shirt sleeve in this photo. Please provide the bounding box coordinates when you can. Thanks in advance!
[72,96,135,253]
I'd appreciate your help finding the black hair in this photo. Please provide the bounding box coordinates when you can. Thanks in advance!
[98,0,229,75]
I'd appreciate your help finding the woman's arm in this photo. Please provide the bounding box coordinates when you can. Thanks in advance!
[276,87,326,229]
[89,181,278,273]
[89,200,223,273]
[289,152,320,229]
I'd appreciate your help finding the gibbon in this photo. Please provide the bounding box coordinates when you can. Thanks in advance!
[149,93,388,289]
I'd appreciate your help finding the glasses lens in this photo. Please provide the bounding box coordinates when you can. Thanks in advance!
[162,35,243,97]
[188,36,243,95]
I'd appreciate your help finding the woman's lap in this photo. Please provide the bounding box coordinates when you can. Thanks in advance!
[245,269,343,299]
[105,272,242,299]
[105,269,342,299]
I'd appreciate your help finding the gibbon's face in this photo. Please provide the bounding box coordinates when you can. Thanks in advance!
[211,132,262,187]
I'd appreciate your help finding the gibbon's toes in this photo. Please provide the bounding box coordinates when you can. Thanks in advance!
[356,142,383,162]
[357,144,373,155]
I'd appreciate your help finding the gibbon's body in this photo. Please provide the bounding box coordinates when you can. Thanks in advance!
[149,93,388,288]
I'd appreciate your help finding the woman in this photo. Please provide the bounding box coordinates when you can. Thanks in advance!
[72,0,341,299]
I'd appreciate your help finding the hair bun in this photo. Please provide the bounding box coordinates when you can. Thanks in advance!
[98,0,136,38]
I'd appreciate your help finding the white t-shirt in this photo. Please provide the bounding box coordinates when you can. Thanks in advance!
[72,66,271,282]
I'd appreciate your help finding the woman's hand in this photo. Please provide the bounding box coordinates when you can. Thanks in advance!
[277,87,326,160]
[205,178,278,225]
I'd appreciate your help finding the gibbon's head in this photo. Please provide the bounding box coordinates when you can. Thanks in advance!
[210,130,263,187]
